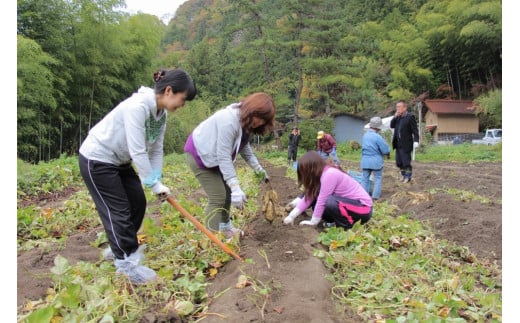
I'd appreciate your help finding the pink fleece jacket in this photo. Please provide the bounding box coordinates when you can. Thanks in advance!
[296,166,372,219]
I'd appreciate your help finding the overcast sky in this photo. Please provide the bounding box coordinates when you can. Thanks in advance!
[122,0,188,24]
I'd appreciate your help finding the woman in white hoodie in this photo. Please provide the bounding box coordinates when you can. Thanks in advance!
[184,92,275,239]
[79,68,196,284]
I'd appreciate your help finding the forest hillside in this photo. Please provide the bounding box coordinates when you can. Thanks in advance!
[18,0,501,162]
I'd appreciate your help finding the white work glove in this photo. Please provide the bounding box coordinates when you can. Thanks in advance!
[283,207,302,225]
[231,186,247,209]
[288,196,302,208]
[254,166,269,182]
[299,215,321,226]
[151,182,171,200]
[413,142,419,148]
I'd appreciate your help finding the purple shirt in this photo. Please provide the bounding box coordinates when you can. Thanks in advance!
[184,132,244,171]
[297,166,372,219]
[184,133,207,169]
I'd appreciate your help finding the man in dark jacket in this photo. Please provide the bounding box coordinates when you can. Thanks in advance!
[390,100,419,183]
[287,127,301,165]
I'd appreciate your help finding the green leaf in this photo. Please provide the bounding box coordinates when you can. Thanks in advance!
[174,300,194,317]
[50,255,70,276]
[26,306,54,323]
[99,315,115,323]
[57,283,81,308]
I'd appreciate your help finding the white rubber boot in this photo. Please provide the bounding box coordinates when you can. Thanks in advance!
[114,245,156,284]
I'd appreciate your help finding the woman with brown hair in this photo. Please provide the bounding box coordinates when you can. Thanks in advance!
[184,92,275,239]
[283,151,373,229]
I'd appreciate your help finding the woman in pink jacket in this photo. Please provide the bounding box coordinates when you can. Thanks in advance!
[283,151,373,229]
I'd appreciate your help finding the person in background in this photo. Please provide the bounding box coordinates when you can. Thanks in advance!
[360,116,390,200]
[390,100,419,183]
[316,130,340,165]
[287,127,301,165]
[283,151,372,229]
[453,136,462,145]
[184,92,275,239]
[79,68,197,284]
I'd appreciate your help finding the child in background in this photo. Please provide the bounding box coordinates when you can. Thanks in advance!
[360,116,390,200]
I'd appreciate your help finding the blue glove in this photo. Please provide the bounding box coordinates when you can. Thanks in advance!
[143,169,162,188]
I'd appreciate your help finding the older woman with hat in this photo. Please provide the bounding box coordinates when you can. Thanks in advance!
[360,117,391,200]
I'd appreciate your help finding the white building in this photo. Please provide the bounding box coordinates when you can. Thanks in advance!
[363,116,393,132]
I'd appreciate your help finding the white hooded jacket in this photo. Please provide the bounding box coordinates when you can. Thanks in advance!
[79,86,166,187]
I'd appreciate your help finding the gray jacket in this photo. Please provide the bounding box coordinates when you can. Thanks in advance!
[79,86,165,187]
[192,103,262,187]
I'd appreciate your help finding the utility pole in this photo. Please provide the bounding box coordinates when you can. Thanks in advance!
[416,102,423,143]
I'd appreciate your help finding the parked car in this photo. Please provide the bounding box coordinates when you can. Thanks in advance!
[471,129,502,145]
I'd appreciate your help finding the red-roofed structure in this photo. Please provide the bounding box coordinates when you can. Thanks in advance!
[423,99,479,141]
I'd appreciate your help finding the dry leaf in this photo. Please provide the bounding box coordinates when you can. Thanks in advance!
[273,306,284,314]
[208,267,218,278]
[235,274,251,288]
[137,234,147,244]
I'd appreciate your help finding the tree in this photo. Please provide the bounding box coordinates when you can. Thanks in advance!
[17,35,59,162]
[474,89,501,130]
[415,0,501,98]
[17,0,165,161]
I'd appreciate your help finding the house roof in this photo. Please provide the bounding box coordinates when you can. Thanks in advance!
[424,99,476,115]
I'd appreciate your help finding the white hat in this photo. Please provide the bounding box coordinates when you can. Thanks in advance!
[369,117,383,129]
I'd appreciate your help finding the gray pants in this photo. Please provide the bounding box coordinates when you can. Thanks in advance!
[185,153,231,232]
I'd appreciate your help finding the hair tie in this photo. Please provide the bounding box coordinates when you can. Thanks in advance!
[153,70,166,82]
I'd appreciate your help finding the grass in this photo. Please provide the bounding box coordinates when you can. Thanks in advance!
[16,143,502,322]
[257,140,502,164]
[17,155,81,199]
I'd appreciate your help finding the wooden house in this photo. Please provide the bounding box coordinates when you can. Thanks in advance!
[422,99,479,141]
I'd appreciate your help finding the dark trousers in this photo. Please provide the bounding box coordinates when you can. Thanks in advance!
[79,154,146,259]
[319,195,372,229]
[395,148,412,178]
[287,145,298,162]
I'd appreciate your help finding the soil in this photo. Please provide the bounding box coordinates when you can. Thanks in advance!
[17,159,502,322]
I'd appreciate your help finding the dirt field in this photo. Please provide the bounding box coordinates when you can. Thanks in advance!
[17,158,502,321]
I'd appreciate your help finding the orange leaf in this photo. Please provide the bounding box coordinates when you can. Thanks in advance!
[330,240,338,250]
[137,234,147,244]
[41,208,54,220]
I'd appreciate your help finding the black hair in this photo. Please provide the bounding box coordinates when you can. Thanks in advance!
[153,68,197,101]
